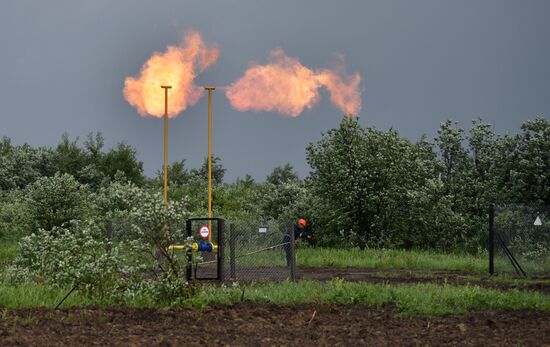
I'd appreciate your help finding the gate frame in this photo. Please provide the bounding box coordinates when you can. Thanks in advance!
[186,217,225,281]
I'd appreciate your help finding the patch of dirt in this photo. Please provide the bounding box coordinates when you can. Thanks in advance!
[0,303,549,346]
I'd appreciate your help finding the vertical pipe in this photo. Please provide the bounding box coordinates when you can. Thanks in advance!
[230,223,236,280]
[186,219,193,281]
[164,112,168,209]
[218,219,225,281]
[489,203,495,275]
[205,86,215,241]
[161,86,172,210]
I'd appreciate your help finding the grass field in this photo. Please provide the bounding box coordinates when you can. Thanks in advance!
[0,279,549,316]
[0,238,18,272]
[197,244,489,271]
[297,247,488,272]
[1,237,549,315]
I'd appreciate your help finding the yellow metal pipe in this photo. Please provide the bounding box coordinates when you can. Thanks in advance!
[205,86,215,241]
[161,86,172,210]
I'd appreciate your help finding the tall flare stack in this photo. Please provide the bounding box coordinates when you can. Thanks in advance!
[205,86,216,241]
[161,85,172,209]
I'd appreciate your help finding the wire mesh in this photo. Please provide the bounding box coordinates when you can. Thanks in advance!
[493,204,550,275]
[105,217,297,282]
[225,220,294,282]
[105,217,189,278]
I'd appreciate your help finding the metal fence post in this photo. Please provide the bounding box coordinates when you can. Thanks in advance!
[230,223,236,280]
[186,219,193,281]
[218,219,225,281]
[289,223,296,282]
[489,204,495,275]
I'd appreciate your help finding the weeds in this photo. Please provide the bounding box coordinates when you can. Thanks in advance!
[297,247,487,272]
[0,279,548,316]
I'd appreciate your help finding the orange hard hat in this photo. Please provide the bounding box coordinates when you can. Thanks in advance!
[298,218,307,227]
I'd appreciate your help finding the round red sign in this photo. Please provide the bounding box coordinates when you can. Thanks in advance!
[199,225,210,239]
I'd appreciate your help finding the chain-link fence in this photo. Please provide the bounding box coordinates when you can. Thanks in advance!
[490,204,550,276]
[105,217,297,282]
[224,220,295,282]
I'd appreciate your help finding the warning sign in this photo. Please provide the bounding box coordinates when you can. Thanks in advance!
[534,216,542,226]
[199,225,210,239]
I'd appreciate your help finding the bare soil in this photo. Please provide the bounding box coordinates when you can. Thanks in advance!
[0,303,549,346]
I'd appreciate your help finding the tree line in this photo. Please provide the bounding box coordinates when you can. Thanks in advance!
[0,116,548,253]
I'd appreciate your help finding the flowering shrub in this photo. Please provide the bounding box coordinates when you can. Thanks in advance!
[6,181,197,304]
[25,173,90,232]
[0,192,32,238]
[6,220,125,299]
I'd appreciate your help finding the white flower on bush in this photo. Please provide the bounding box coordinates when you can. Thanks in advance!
[7,181,196,303]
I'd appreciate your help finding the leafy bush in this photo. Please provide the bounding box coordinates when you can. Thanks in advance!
[0,191,32,239]
[7,183,197,304]
[6,221,124,299]
[25,173,90,232]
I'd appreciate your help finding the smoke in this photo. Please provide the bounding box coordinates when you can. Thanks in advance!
[123,31,219,118]
[226,48,362,117]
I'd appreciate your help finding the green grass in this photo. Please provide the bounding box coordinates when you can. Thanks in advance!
[0,283,90,308]
[296,247,488,272]
[0,238,18,271]
[195,245,489,272]
[184,280,550,315]
[493,254,550,274]
[0,280,549,316]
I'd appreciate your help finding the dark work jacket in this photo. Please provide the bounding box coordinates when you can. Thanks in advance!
[290,224,305,239]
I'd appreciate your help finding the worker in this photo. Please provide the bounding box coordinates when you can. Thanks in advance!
[283,218,311,266]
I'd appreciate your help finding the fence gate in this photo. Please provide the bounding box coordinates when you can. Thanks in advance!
[186,218,225,281]
[226,220,296,282]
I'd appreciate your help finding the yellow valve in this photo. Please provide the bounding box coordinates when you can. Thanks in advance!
[168,245,187,251]
[167,242,217,252]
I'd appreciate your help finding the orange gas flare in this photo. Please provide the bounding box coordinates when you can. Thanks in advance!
[226,49,361,117]
[317,56,362,116]
[123,31,219,118]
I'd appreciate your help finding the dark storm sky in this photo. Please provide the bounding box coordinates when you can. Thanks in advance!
[1,1,549,181]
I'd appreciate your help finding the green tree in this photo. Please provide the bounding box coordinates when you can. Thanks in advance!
[306,118,370,247]
[25,173,90,231]
[260,182,304,221]
[435,120,470,197]
[0,137,54,190]
[266,164,299,185]
[235,174,255,188]
[194,155,226,185]
[52,133,87,178]
[307,118,433,248]
[511,117,550,204]
[467,118,497,215]
[156,160,192,187]
[100,142,144,186]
